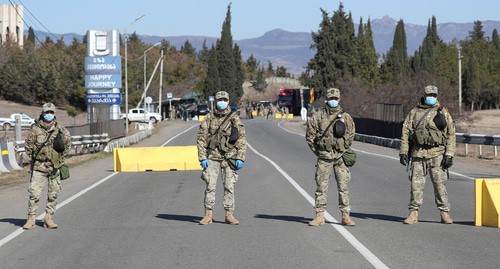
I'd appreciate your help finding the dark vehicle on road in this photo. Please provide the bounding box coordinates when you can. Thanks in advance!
[196,104,210,115]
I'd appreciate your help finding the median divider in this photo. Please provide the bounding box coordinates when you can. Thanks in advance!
[0,141,22,172]
[113,145,201,172]
[475,178,500,228]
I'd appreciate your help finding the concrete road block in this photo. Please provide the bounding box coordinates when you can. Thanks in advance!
[114,145,201,172]
[475,178,500,228]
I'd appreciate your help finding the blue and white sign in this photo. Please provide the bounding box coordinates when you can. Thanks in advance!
[167,92,173,101]
[85,56,122,89]
[86,93,122,105]
[209,96,215,102]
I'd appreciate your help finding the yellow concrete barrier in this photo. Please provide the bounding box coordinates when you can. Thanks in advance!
[114,145,201,172]
[475,178,500,228]
[274,113,293,119]
[198,115,205,121]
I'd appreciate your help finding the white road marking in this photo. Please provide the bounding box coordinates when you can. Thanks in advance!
[247,142,389,269]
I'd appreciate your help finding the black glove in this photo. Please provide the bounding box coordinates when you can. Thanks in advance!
[399,154,408,166]
[442,155,453,169]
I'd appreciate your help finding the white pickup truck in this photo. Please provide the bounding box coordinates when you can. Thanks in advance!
[121,108,161,123]
[0,113,36,130]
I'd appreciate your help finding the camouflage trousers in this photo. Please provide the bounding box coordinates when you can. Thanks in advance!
[27,170,61,215]
[313,158,351,213]
[201,159,238,211]
[408,155,450,211]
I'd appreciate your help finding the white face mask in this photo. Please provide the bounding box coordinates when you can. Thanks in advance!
[216,101,229,110]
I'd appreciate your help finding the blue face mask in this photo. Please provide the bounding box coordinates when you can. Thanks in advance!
[425,96,437,106]
[43,113,55,122]
[327,100,339,108]
[216,101,229,110]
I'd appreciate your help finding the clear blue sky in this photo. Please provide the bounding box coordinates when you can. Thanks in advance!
[9,0,500,40]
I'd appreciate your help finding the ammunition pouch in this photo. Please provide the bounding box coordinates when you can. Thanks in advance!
[59,164,70,180]
[342,148,356,167]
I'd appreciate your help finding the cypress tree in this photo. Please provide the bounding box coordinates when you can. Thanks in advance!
[383,19,409,81]
[203,45,221,98]
[216,3,238,101]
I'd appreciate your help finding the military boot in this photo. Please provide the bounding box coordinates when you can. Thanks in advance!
[308,211,325,226]
[22,214,36,230]
[225,211,239,225]
[341,212,355,226]
[199,209,213,225]
[440,211,453,224]
[403,210,418,224]
[43,213,58,229]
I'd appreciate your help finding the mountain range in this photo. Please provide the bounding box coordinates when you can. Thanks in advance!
[33,16,500,76]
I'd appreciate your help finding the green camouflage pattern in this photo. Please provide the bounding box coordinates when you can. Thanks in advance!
[313,159,351,213]
[27,170,61,215]
[408,155,450,211]
[306,106,355,160]
[200,159,238,211]
[399,101,456,158]
[197,107,246,162]
[25,118,72,173]
[25,117,70,216]
[306,105,355,213]
[197,106,246,211]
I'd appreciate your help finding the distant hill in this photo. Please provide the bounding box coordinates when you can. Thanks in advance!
[31,17,500,76]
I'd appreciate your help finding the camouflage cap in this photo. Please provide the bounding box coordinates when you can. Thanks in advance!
[326,88,340,98]
[42,102,56,113]
[215,91,229,100]
[424,85,438,95]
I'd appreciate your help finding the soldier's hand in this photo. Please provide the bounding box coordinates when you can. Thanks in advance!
[235,159,244,170]
[399,154,408,166]
[442,155,453,169]
[200,159,208,169]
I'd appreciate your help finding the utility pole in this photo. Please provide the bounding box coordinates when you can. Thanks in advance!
[159,50,164,121]
[458,47,463,115]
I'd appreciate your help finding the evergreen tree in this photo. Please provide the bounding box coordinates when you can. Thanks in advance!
[355,18,380,87]
[216,3,241,101]
[203,45,221,98]
[266,60,275,76]
[180,40,196,57]
[383,19,409,81]
[233,43,244,101]
[245,54,258,80]
[251,67,268,92]
[198,39,210,64]
[492,29,500,51]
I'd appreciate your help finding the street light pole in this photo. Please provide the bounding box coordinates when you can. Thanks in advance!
[124,14,145,134]
[144,42,161,111]
[458,46,463,115]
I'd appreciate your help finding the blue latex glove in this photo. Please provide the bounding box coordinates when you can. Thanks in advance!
[235,159,244,170]
[200,159,208,169]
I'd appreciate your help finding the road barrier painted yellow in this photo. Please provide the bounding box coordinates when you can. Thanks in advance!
[275,113,293,119]
[475,178,500,228]
[114,145,201,172]
[198,115,205,121]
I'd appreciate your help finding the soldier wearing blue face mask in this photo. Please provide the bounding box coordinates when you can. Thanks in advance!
[306,88,357,227]
[197,91,247,225]
[399,85,456,225]
[23,103,72,230]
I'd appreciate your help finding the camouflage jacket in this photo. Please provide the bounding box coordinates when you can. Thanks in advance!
[306,106,355,160]
[197,106,246,162]
[399,101,456,159]
[25,118,72,173]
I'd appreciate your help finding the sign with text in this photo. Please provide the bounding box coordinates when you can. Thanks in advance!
[85,56,122,89]
[86,93,122,105]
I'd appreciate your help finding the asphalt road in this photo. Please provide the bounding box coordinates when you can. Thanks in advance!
[0,118,499,268]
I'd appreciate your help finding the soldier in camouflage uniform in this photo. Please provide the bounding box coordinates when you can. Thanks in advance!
[22,103,72,230]
[306,88,356,227]
[197,91,246,225]
[399,85,456,225]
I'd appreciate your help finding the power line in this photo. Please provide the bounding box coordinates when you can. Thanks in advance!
[15,0,60,41]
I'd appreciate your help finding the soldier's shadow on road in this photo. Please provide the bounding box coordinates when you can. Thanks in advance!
[0,218,26,227]
[254,214,317,224]
[349,212,404,223]
[156,214,201,223]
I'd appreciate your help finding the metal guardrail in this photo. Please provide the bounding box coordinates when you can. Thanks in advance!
[355,133,500,158]
[14,133,110,155]
[455,133,500,146]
